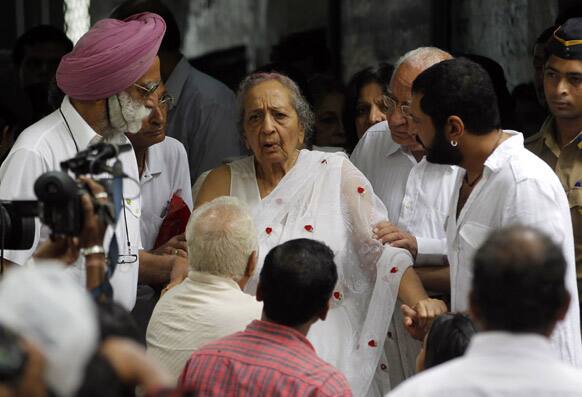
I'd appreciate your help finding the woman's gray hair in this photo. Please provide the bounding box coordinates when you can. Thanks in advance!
[236,72,314,143]
[186,196,258,280]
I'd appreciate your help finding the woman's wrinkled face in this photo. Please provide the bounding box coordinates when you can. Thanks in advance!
[243,80,304,167]
[355,82,386,139]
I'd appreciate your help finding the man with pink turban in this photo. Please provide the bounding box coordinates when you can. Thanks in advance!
[0,12,187,311]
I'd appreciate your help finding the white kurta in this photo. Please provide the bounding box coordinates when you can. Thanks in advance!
[146,270,262,380]
[351,121,459,263]
[229,150,413,396]
[389,332,582,397]
[351,121,459,387]
[447,130,582,367]
[139,136,192,250]
[0,96,142,310]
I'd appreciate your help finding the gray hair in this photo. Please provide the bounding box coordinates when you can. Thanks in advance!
[393,47,453,80]
[236,72,314,143]
[186,196,258,280]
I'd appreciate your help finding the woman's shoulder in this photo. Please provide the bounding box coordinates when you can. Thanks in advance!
[194,164,231,207]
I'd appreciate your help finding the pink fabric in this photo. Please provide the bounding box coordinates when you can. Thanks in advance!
[56,12,165,101]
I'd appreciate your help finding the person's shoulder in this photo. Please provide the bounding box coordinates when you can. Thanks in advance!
[351,121,395,163]
[389,360,464,396]
[13,111,63,149]
[183,65,235,103]
[154,136,188,160]
[194,164,232,207]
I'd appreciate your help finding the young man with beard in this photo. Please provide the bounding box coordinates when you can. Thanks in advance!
[0,13,186,311]
[402,58,582,367]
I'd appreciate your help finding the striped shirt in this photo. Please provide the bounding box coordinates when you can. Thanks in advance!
[178,320,352,396]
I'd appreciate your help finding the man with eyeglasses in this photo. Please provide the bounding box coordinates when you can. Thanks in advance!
[0,13,187,311]
[350,47,457,389]
[526,18,582,325]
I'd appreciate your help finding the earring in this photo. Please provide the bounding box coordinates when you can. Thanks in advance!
[450,140,458,147]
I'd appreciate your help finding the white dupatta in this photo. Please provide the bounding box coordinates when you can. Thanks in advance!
[230,150,413,396]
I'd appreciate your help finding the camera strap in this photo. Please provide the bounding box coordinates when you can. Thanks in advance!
[91,166,124,302]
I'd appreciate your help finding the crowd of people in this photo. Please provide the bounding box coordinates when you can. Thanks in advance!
[0,1,580,396]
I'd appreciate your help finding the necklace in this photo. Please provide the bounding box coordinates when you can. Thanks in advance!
[463,129,504,188]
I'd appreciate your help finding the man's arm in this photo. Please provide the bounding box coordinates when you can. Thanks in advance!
[138,250,187,287]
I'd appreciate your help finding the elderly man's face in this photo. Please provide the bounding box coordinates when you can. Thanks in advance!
[544,55,582,121]
[410,93,463,166]
[242,79,304,167]
[388,63,424,152]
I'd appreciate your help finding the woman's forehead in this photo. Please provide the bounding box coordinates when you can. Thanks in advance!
[245,80,293,108]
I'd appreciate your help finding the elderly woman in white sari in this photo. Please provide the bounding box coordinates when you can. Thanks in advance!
[195,72,446,396]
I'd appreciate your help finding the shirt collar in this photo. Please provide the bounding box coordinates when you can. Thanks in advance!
[245,320,315,351]
[187,270,242,291]
[165,56,190,104]
[467,331,555,358]
[365,121,401,157]
[60,96,100,150]
[483,130,523,173]
[540,115,582,153]
[143,143,164,178]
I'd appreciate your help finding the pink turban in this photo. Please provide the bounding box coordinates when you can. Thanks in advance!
[56,12,165,100]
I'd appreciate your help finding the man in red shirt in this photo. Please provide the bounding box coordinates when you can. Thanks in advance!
[178,238,352,396]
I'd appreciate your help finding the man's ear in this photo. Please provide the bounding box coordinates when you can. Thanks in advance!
[468,290,481,324]
[444,115,465,143]
[256,281,263,302]
[317,299,330,321]
[245,251,257,278]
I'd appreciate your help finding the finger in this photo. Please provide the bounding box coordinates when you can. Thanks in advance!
[80,192,95,216]
[174,241,188,251]
[390,239,411,249]
[380,231,403,245]
[401,304,417,319]
[415,302,429,328]
[176,249,187,258]
[175,233,186,241]
[79,176,105,196]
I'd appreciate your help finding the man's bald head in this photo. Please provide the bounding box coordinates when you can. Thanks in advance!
[471,225,570,335]
[388,47,452,149]
[186,197,257,281]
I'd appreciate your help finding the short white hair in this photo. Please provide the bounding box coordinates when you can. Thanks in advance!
[186,196,258,280]
[392,47,453,81]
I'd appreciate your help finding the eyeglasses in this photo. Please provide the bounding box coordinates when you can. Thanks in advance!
[133,81,175,111]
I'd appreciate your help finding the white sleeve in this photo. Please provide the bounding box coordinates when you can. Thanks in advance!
[0,148,49,264]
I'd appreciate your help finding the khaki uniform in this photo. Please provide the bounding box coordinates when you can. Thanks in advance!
[526,117,582,295]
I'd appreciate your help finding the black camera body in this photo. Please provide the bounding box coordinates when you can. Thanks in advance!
[34,171,114,237]
[0,143,130,249]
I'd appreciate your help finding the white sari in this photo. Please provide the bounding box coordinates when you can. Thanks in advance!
[229,149,413,396]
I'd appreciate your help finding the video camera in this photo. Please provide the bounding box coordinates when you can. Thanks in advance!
[0,143,131,250]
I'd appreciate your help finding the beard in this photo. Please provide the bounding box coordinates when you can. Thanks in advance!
[104,91,151,138]
[425,124,464,166]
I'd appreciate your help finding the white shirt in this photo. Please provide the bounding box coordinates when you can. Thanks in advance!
[146,270,262,380]
[0,96,142,310]
[389,332,582,397]
[447,130,582,366]
[351,121,459,264]
[139,137,193,250]
[165,57,243,184]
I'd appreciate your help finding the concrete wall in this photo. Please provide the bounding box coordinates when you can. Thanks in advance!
[340,0,433,82]
[449,0,558,89]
